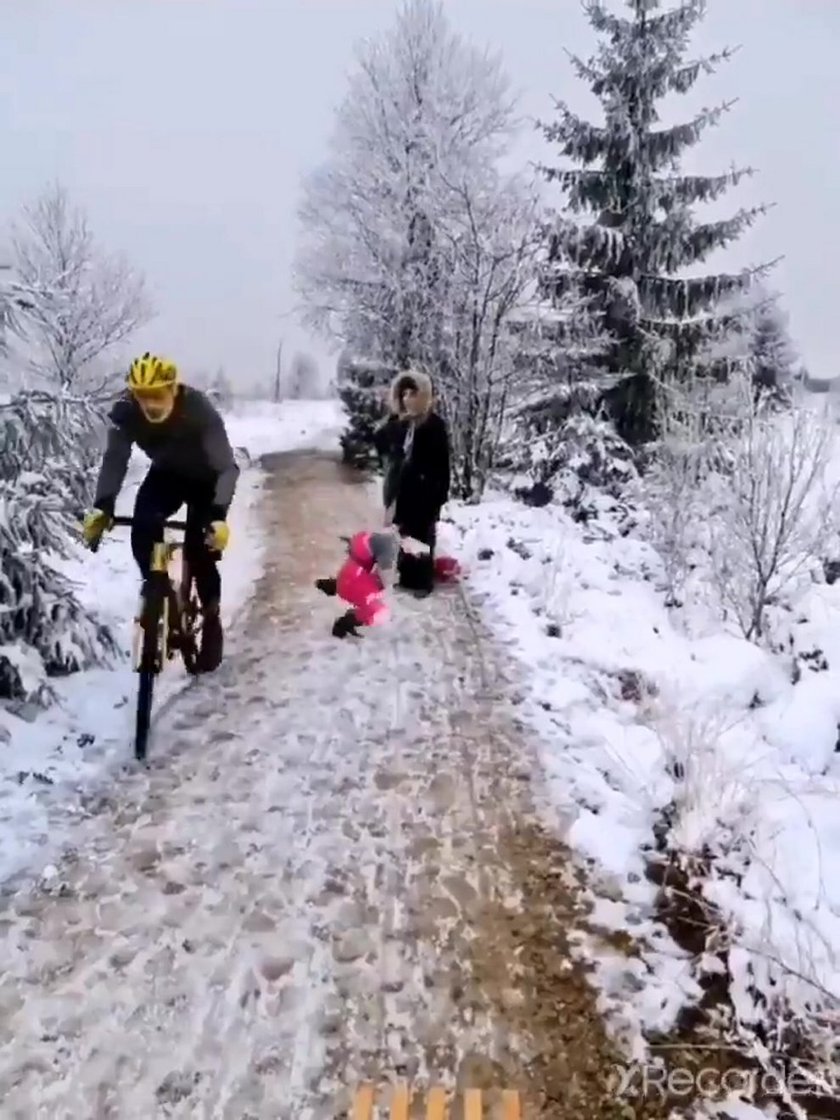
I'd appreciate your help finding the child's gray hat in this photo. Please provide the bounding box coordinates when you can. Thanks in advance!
[369,531,398,571]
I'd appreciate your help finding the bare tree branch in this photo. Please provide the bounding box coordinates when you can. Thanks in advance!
[9,183,153,390]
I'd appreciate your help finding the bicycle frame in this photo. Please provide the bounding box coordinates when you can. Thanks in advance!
[104,516,199,669]
[87,513,203,760]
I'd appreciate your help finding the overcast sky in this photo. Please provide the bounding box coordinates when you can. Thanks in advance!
[2,0,838,387]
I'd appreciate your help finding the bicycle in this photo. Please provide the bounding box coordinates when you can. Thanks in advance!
[90,515,203,761]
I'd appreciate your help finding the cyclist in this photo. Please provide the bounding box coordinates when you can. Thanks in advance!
[81,352,240,672]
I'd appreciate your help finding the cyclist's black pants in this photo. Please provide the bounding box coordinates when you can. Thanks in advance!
[132,469,221,607]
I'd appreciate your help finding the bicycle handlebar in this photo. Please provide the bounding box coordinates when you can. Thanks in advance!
[109,516,188,530]
[86,514,189,554]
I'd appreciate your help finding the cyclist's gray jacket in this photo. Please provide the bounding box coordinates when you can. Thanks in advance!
[93,386,240,517]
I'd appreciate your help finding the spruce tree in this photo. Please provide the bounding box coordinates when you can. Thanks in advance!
[335,348,394,467]
[538,0,773,444]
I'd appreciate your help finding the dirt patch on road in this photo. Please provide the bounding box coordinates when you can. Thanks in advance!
[390,595,671,1119]
[258,452,671,1118]
[252,451,373,632]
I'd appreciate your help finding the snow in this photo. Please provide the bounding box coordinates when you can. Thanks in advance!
[0,398,344,887]
[225,397,345,460]
[4,383,839,1107]
[447,471,840,1062]
[0,441,553,1120]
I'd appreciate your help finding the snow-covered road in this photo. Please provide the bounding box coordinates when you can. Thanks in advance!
[0,452,642,1120]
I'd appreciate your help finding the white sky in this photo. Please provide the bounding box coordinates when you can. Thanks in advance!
[2,0,838,386]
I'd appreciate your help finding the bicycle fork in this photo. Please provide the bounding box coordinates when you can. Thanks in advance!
[132,542,174,671]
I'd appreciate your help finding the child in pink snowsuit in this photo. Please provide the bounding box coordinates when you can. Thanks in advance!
[315,530,399,638]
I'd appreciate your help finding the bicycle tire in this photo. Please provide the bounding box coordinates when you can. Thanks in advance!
[135,670,155,762]
[176,554,201,676]
[171,585,200,676]
[134,574,167,761]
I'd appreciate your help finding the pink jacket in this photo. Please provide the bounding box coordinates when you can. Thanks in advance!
[335,531,390,626]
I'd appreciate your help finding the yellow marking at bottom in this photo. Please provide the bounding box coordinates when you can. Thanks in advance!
[350,1084,523,1118]
[391,1082,410,1119]
[502,1089,521,1120]
[353,1083,374,1120]
[426,1086,447,1119]
[464,1088,482,1119]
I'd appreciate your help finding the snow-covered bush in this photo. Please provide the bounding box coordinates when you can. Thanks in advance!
[510,398,635,508]
[641,370,726,605]
[0,392,117,702]
[646,689,840,1112]
[646,368,837,641]
[707,398,837,642]
[1,391,100,493]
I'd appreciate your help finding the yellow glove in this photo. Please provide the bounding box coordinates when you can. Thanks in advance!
[205,520,230,552]
[81,508,112,549]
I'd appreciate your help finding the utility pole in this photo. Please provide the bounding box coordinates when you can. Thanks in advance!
[273,338,283,402]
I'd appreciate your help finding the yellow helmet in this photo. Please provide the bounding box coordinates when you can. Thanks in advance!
[127,352,178,392]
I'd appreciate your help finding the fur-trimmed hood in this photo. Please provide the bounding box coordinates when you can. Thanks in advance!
[388,368,434,418]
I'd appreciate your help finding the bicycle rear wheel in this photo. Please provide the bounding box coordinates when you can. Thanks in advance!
[135,576,167,761]
[176,556,201,676]
[171,585,200,675]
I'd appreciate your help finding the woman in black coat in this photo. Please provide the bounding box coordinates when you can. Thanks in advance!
[373,369,451,596]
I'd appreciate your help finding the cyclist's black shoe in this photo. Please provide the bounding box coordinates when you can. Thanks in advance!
[332,610,361,639]
[198,601,224,671]
[315,577,338,597]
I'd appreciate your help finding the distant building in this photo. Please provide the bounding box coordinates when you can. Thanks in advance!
[802,372,837,394]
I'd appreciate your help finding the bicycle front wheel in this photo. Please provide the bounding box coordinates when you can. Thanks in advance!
[135,670,155,761]
[134,575,167,761]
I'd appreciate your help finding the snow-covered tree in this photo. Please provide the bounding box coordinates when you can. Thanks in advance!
[335,349,394,466]
[206,366,234,408]
[537,0,774,445]
[285,351,320,399]
[0,265,13,359]
[0,245,122,701]
[503,278,621,503]
[10,183,151,391]
[750,298,797,400]
[433,172,542,498]
[0,392,117,702]
[294,0,516,462]
[73,356,127,398]
[0,271,54,369]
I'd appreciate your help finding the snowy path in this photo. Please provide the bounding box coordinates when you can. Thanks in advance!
[0,453,643,1120]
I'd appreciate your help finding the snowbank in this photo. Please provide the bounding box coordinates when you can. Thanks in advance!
[0,398,343,885]
[225,397,345,459]
[448,482,840,1059]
